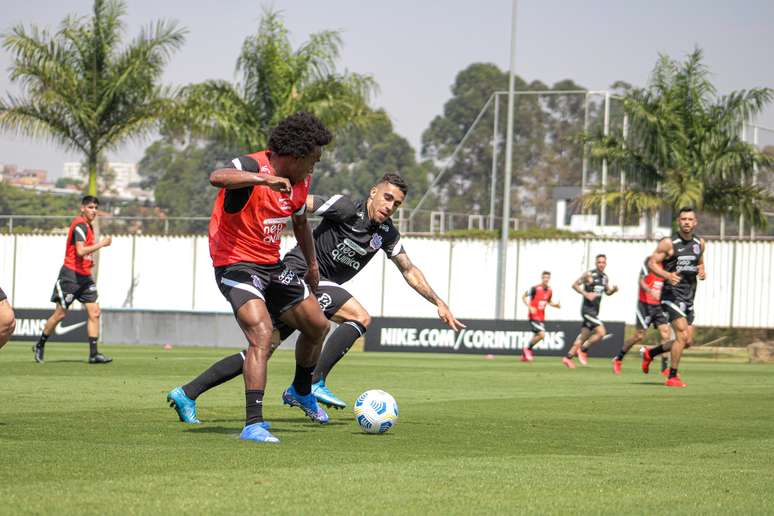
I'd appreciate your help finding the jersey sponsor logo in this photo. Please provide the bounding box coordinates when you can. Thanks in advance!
[331,241,364,270]
[278,196,292,211]
[55,321,87,335]
[379,327,566,351]
[262,217,290,244]
[277,268,296,285]
[343,238,367,255]
[369,233,383,251]
[379,224,390,232]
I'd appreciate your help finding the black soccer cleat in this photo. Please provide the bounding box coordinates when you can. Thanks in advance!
[88,353,113,364]
[32,343,45,364]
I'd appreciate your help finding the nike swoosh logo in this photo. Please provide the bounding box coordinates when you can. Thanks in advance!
[55,321,87,335]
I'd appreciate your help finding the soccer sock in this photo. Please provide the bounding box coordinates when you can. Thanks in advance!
[36,332,49,347]
[668,367,678,379]
[88,336,98,356]
[580,345,589,353]
[661,356,669,371]
[245,389,264,425]
[182,352,245,400]
[648,344,665,358]
[311,321,366,384]
[614,348,627,361]
[292,364,315,396]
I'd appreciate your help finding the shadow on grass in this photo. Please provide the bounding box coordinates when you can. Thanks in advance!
[635,381,669,386]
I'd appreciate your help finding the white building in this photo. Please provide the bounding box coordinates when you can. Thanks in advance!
[61,161,145,199]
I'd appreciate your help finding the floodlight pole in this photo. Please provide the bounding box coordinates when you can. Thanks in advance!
[600,91,610,226]
[489,94,500,231]
[495,0,518,319]
[752,125,759,239]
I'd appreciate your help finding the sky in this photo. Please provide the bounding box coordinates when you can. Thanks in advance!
[1,0,773,179]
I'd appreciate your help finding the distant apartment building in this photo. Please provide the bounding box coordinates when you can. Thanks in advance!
[61,161,150,200]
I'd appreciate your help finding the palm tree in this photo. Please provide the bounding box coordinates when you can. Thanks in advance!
[0,0,186,195]
[582,49,773,234]
[171,8,377,150]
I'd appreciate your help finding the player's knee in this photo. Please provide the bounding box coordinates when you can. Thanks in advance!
[0,314,14,340]
[355,311,371,329]
[309,317,330,341]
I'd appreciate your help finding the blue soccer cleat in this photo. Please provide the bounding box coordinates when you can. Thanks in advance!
[282,385,329,424]
[166,387,201,424]
[312,379,346,410]
[239,422,279,443]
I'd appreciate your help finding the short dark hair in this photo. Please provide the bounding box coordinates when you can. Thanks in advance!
[379,172,408,195]
[595,254,606,260]
[268,112,332,157]
[81,195,99,206]
[542,271,551,276]
[677,207,695,216]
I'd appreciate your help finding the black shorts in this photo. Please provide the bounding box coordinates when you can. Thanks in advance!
[529,319,546,334]
[0,286,6,302]
[50,266,98,308]
[214,261,309,319]
[661,298,695,325]
[635,301,668,330]
[581,311,604,330]
[275,280,353,340]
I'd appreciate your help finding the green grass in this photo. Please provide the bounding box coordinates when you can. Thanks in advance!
[1,342,773,515]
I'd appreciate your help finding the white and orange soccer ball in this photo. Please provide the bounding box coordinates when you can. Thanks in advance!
[353,390,399,434]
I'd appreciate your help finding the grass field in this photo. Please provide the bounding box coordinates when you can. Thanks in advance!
[1,342,773,515]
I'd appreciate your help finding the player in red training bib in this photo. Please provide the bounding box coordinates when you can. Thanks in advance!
[610,258,672,375]
[520,271,561,362]
[33,196,113,364]
[168,112,333,444]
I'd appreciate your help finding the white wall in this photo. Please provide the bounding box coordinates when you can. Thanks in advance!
[2,234,771,328]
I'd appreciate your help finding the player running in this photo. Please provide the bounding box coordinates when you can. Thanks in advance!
[640,207,705,387]
[168,112,333,443]
[0,286,15,351]
[563,254,618,368]
[167,173,464,422]
[611,258,671,375]
[520,271,560,362]
[32,196,113,364]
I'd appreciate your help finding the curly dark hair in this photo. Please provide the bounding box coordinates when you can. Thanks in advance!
[379,172,408,195]
[267,112,333,157]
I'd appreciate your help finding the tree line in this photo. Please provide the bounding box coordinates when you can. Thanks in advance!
[1,0,771,234]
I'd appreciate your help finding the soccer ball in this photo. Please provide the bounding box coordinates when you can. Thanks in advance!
[353,390,399,434]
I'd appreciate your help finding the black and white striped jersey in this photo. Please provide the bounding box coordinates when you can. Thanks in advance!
[662,233,703,303]
[283,194,405,284]
[581,268,609,316]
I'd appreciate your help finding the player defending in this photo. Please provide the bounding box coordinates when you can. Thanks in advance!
[0,286,15,351]
[32,196,112,364]
[170,112,333,443]
[563,254,618,368]
[520,271,560,362]
[167,173,465,420]
[611,258,671,374]
[640,207,705,387]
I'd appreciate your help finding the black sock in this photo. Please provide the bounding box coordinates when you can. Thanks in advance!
[580,345,589,353]
[88,337,98,356]
[668,367,678,379]
[183,352,245,400]
[661,357,669,371]
[528,341,538,350]
[615,349,627,361]
[311,321,365,383]
[648,344,665,358]
[245,390,264,425]
[565,352,574,359]
[293,364,315,396]
[37,332,49,347]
